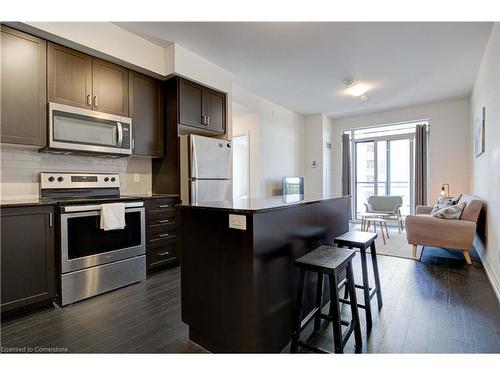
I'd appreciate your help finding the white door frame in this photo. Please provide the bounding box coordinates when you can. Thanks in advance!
[232,131,251,199]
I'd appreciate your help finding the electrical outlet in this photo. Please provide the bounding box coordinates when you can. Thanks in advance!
[229,214,247,230]
[133,173,140,183]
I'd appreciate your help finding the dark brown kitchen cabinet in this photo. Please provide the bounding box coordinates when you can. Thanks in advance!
[1,205,56,313]
[48,42,93,110]
[48,43,129,116]
[145,197,179,273]
[129,71,163,157]
[179,79,204,128]
[178,77,226,134]
[93,58,129,116]
[1,25,47,147]
[203,89,225,133]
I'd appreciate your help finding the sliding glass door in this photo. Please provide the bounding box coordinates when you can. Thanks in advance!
[354,135,414,219]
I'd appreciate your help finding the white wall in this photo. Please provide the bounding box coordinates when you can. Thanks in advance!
[232,86,304,197]
[304,115,325,195]
[323,119,334,195]
[0,146,152,200]
[330,98,471,203]
[470,23,500,299]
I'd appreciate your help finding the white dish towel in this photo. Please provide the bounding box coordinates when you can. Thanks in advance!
[100,203,126,231]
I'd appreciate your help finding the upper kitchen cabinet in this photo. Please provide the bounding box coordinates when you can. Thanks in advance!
[48,42,92,110]
[48,43,129,116]
[179,79,205,128]
[129,71,163,157]
[203,89,225,134]
[1,25,47,147]
[93,58,129,116]
[178,77,226,135]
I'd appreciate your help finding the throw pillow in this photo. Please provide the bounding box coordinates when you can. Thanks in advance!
[431,196,455,214]
[452,194,462,205]
[432,201,467,219]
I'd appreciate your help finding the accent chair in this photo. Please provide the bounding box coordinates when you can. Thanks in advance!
[364,195,403,233]
[405,195,483,264]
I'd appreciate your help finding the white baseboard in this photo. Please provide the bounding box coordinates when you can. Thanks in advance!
[474,237,500,303]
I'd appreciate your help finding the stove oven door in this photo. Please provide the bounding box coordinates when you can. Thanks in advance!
[60,202,145,273]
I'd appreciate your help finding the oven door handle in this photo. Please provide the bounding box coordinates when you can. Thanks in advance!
[63,201,143,213]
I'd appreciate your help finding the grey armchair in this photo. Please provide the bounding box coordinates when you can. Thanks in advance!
[364,195,403,233]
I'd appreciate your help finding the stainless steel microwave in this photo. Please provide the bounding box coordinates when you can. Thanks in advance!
[43,102,132,157]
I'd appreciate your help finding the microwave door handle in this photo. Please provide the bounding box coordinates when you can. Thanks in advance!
[117,122,123,147]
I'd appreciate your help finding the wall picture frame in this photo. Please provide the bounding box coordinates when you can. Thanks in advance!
[474,106,486,157]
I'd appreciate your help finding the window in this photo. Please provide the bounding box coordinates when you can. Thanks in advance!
[344,120,428,220]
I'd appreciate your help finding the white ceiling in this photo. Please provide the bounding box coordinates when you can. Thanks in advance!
[116,22,493,118]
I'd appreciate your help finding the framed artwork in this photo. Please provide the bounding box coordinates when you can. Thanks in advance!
[475,106,486,157]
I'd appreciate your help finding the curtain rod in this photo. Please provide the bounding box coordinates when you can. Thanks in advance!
[341,118,430,134]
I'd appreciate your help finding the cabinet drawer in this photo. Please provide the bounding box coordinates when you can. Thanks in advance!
[146,219,177,235]
[148,232,177,246]
[147,209,177,222]
[147,198,177,210]
[148,243,177,267]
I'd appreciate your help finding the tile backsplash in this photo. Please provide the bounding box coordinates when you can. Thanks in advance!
[0,145,152,200]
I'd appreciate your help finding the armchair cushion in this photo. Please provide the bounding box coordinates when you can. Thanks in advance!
[406,214,476,250]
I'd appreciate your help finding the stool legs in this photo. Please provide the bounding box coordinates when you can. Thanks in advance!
[314,273,323,331]
[346,263,362,350]
[370,241,383,309]
[291,268,306,353]
[359,245,373,329]
[328,274,343,353]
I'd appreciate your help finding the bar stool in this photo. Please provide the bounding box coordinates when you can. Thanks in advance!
[290,246,362,354]
[334,231,383,329]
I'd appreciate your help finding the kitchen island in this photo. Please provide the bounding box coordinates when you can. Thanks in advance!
[179,195,350,353]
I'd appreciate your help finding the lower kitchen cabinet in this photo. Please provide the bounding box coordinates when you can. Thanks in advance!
[145,197,179,273]
[1,205,56,313]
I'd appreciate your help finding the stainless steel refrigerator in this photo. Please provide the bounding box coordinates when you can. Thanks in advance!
[180,134,232,204]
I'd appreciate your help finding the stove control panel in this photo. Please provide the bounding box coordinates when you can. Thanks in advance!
[40,173,120,189]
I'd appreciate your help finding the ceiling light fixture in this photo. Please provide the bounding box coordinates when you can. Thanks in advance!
[343,78,370,99]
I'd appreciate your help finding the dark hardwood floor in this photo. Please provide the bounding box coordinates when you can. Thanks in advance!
[1,249,499,353]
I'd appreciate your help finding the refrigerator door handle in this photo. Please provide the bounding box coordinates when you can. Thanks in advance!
[190,180,197,204]
[191,136,198,178]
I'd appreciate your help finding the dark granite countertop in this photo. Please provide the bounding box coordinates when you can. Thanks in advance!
[180,194,348,214]
[0,193,179,208]
[0,198,57,208]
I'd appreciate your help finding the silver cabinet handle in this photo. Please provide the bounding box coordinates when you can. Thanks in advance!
[158,219,170,223]
[158,251,170,256]
[49,212,53,227]
[158,204,169,208]
[117,122,123,147]
[94,95,98,107]
[158,233,170,238]
[87,95,92,106]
